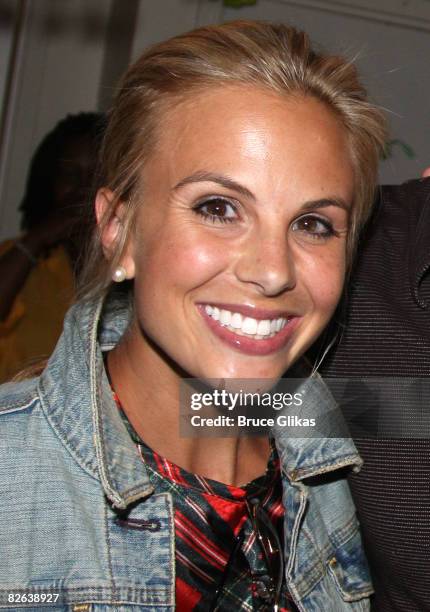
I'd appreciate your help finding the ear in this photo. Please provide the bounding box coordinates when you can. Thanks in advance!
[95,188,136,279]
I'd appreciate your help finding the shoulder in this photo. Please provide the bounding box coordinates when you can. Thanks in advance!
[380,177,430,205]
[0,378,47,476]
[356,178,430,257]
[374,177,430,225]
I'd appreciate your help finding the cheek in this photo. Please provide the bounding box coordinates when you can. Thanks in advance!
[302,247,346,317]
[133,230,230,300]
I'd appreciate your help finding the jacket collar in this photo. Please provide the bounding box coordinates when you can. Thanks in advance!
[272,360,362,482]
[39,290,153,509]
[39,290,361,508]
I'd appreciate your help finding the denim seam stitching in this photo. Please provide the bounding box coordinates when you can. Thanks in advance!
[103,493,117,603]
[292,455,362,480]
[90,299,125,508]
[327,562,374,601]
[0,394,38,414]
[37,377,99,480]
[287,503,365,599]
[166,492,175,607]
[286,484,309,605]
[328,516,360,549]
[302,515,360,572]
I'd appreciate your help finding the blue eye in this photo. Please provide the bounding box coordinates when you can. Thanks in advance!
[193,197,238,224]
[291,215,337,240]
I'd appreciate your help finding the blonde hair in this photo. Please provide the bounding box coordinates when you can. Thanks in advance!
[79,20,387,298]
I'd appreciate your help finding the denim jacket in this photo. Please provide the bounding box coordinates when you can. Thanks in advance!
[0,292,373,611]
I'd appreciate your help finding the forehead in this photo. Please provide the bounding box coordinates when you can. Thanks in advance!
[143,84,354,197]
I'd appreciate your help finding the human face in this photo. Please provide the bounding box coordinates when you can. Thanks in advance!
[122,86,354,382]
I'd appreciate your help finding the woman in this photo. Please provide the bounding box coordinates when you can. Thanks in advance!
[0,21,386,611]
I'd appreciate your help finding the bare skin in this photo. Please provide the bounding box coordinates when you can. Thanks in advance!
[107,324,271,485]
[99,86,354,486]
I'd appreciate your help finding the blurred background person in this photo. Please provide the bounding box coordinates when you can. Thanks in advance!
[0,112,104,382]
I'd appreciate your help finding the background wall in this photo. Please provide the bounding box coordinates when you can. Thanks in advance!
[220,0,430,186]
[0,0,113,241]
[0,0,429,241]
[0,0,16,113]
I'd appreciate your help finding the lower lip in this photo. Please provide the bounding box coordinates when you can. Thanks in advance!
[198,306,301,356]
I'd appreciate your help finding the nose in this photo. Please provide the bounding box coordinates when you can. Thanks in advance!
[233,227,296,297]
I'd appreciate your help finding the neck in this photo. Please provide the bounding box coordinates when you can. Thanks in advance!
[107,321,270,486]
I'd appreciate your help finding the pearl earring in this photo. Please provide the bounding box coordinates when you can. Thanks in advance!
[112,266,127,282]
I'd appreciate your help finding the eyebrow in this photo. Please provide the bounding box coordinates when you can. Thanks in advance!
[173,170,350,212]
[173,171,255,200]
[299,198,351,213]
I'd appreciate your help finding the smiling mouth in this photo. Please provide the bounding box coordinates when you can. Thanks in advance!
[204,305,289,340]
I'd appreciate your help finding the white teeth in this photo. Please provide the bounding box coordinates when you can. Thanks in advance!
[220,309,231,326]
[204,305,289,339]
[257,319,271,336]
[242,317,258,335]
[230,313,243,329]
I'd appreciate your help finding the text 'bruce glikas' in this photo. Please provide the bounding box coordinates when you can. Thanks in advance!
[190,414,316,428]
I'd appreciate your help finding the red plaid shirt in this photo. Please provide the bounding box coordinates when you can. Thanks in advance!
[112,388,297,611]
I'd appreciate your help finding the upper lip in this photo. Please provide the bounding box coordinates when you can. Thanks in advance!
[198,302,297,320]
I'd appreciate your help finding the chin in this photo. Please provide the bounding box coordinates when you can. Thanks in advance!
[194,358,288,387]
